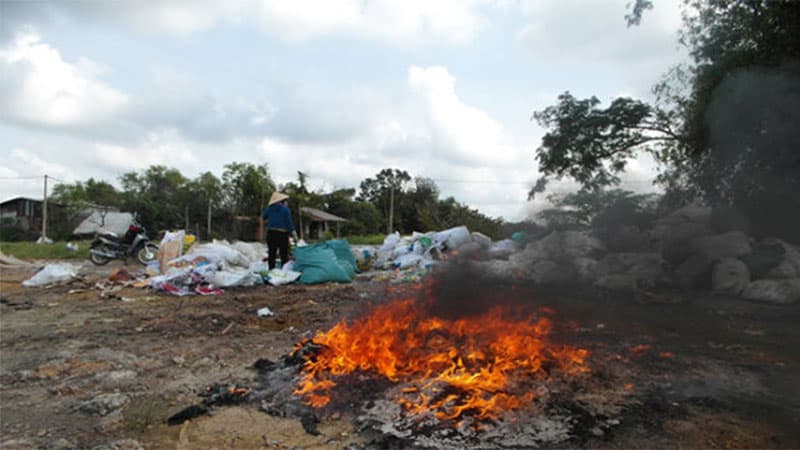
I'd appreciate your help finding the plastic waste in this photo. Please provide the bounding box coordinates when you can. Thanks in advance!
[294,243,353,284]
[211,269,261,288]
[326,240,358,276]
[22,263,80,287]
[66,242,79,252]
[488,239,518,258]
[265,269,301,286]
[434,226,471,250]
[511,231,527,243]
[257,306,274,317]
[393,253,424,269]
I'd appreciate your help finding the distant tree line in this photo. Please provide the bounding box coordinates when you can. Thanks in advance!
[46,163,503,240]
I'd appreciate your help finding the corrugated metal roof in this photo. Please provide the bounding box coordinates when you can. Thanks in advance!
[73,212,134,235]
[300,207,347,222]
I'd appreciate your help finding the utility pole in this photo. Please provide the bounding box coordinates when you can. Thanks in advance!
[41,174,48,241]
[184,205,189,231]
[207,200,212,241]
[387,184,394,234]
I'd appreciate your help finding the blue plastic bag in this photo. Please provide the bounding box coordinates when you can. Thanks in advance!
[325,239,358,276]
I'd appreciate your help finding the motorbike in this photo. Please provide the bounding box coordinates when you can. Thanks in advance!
[88,217,159,265]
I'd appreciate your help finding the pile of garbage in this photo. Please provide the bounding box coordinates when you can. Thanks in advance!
[18,225,525,294]
[352,226,522,282]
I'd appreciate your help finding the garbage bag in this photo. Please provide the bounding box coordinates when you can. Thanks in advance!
[22,263,80,287]
[294,243,353,284]
[434,226,471,250]
[326,240,358,276]
[394,253,424,269]
[211,269,261,287]
[266,269,301,286]
[380,232,400,252]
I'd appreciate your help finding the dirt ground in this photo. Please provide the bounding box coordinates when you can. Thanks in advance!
[1,260,799,449]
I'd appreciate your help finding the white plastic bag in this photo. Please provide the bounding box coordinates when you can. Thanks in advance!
[211,269,261,287]
[394,253,424,269]
[22,263,80,287]
[266,269,301,286]
[434,226,471,250]
[380,232,400,251]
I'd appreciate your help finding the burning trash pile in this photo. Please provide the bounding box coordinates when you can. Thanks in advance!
[204,271,628,449]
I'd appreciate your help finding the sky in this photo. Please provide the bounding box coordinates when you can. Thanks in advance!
[0,0,686,221]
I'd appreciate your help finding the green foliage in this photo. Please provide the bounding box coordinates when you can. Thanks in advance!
[359,168,412,232]
[344,234,386,245]
[530,92,680,198]
[0,241,91,260]
[533,0,800,240]
[222,162,275,217]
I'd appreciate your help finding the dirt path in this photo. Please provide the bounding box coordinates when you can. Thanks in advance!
[0,261,378,449]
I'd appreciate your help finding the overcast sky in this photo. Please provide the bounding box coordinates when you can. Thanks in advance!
[0,0,685,221]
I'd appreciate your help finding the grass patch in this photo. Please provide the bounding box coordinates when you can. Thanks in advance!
[342,234,386,245]
[0,240,91,260]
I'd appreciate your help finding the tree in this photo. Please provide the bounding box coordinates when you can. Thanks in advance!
[221,162,275,217]
[532,0,800,240]
[358,168,412,233]
[119,166,189,232]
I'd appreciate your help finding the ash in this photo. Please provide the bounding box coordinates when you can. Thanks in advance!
[357,398,572,449]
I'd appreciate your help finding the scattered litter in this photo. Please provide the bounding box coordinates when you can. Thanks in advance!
[257,306,274,317]
[66,242,79,252]
[36,236,54,245]
[22,263,80,287]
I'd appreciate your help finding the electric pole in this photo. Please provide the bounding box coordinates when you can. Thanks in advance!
[388,183,394,234]
[41,174,48,241]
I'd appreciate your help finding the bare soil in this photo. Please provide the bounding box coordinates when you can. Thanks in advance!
[1,261,799,449]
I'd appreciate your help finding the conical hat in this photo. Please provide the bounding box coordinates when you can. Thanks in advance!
[268,192,289,205]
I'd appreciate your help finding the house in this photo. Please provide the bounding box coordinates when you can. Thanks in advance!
[0,197,43,231]
[300,207,347,239]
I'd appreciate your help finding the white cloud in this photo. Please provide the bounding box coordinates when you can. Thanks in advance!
[516,0,684,96]
[14,0,491,45]
[407,65,520,167]
[0,30,128,128]
[92,131,199,172]
[255,0,488,45]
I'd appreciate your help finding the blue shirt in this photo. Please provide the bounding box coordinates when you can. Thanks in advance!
[262,203,294,232]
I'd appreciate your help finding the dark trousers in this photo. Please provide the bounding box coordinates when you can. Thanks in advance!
[266,229,289,269]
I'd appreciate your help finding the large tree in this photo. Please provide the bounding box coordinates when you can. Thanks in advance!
[358,168,412,233]
[532,0,800,240]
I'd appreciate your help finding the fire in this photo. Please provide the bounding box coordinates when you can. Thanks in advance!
[293,295,590,423]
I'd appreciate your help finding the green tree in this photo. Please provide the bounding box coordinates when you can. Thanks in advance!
[119,166,189,232]
[532,0,800,240]
[358,168,412,233]
[221,162,275,217]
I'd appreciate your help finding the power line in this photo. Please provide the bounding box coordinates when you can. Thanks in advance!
[0,176,42,180]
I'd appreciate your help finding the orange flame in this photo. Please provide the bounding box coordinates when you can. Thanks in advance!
[293,297,589,423]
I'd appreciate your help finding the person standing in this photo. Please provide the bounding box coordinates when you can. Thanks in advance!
[262,192,298,269]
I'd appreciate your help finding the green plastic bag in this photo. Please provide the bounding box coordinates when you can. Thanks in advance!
[325,239,358,276]
[294,244,352,284]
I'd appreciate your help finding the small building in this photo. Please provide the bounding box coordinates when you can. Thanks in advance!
[1,197,43,231]
[300,207,347,239]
